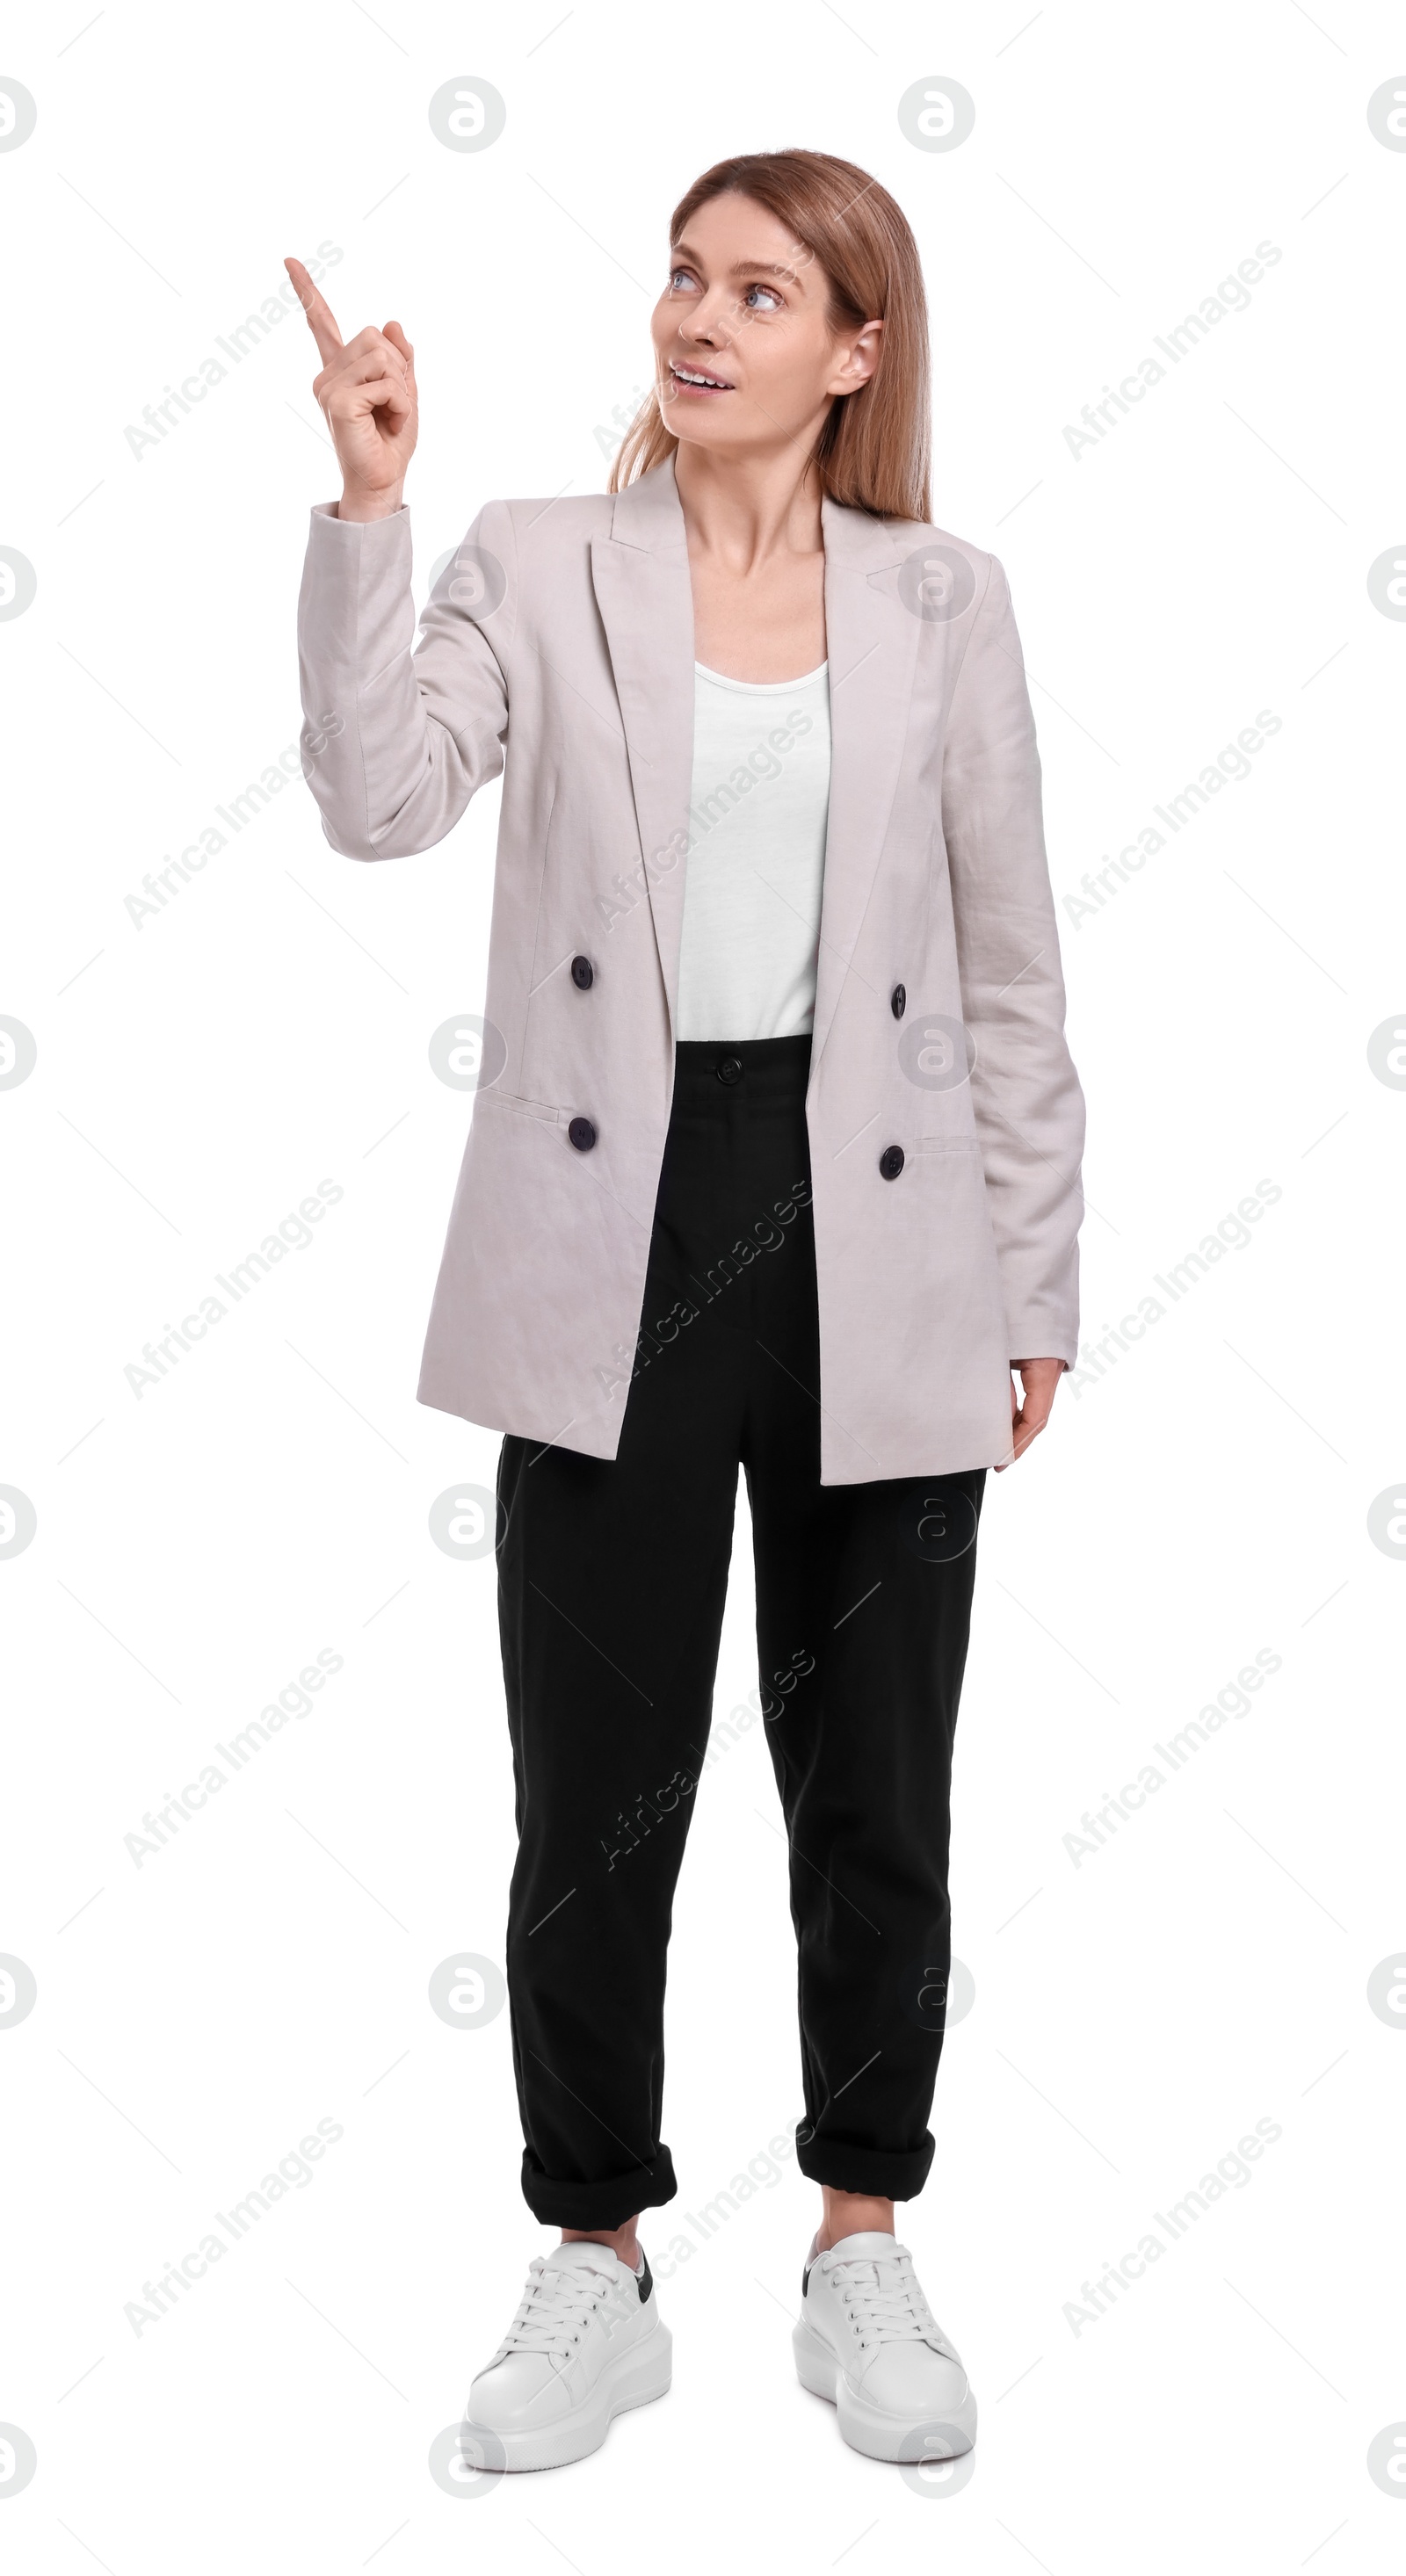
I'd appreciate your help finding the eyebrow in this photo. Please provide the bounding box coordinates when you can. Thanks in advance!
[670,242,803,288]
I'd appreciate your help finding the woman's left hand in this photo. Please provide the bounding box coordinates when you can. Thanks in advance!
[997,1359,1064,1469]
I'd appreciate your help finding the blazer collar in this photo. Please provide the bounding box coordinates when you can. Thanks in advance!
[606,449,912,571]
[592,454,922,1069]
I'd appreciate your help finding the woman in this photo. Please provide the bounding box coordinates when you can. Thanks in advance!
[291,147,1084,2473]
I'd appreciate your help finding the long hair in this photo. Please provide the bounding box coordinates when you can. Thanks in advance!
[609,148,931,524]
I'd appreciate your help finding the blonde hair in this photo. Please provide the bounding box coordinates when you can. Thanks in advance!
[610,148,931,524]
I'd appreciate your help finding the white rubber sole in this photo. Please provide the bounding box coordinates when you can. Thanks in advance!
[465,2319,673,2472]
[793,2319,978,2464]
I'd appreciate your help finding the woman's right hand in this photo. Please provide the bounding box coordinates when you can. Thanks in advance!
[286,257,418,521]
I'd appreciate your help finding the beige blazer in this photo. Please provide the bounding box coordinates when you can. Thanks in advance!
[296,456,1085,1482]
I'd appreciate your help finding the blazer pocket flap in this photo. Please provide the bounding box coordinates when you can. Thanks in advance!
[475,1089,567,1127]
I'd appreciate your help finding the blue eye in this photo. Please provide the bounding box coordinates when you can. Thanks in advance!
[743,282,783,311]
[668,265,696,291]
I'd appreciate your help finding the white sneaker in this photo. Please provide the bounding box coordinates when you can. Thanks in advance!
[794,2230,978,2464]
[463,2241,671,2471]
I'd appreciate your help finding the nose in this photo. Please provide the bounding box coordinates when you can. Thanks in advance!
[680,288,732,349]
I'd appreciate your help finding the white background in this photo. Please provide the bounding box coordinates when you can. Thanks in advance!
[3,0,1403,2565]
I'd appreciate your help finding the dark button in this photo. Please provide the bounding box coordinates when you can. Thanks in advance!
[568,1117,598,1152]
[716,1055,743,1085]
[879,1144,905,1181]
[570,955,594,990]
[891,983,906,1019]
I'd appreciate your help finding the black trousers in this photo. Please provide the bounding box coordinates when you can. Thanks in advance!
[496,1037,985,2229]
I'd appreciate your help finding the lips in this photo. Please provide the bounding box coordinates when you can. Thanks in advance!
[669,360,736,393]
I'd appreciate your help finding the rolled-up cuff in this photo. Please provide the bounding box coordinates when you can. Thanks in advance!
[308,498,409,528]
[518,2145,678,2230]
[794,2125,935,2201]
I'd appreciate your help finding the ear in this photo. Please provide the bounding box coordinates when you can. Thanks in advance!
[827,317,883,399]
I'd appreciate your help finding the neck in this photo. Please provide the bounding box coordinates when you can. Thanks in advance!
[672,438,826,570]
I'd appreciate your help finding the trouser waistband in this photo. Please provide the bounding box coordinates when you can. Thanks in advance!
[671,1033,812,1109]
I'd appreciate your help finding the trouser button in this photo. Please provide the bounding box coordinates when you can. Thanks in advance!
[716,1055,743,1084]
[879,1144,905,1179]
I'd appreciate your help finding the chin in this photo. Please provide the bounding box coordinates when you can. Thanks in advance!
[664,405,748,452]
[669,415,732,450]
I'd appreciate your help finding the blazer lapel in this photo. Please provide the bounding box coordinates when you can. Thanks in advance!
[589,459,696,1028]
[590,459,921,1061]
[811,495,921,1074]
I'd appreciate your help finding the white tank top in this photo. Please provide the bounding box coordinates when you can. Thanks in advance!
[674,661,832,1042]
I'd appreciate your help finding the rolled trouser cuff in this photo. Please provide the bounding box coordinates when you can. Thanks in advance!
[794,2126,935,2202]
[519,2145,678,2229]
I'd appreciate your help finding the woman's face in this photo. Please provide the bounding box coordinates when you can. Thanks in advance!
[649,191,881,466]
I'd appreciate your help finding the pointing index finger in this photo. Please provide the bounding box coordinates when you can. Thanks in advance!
[285,257,344,364]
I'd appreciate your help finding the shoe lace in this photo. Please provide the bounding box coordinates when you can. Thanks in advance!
[494,2258,613,2363]
[819,2243,946,2355]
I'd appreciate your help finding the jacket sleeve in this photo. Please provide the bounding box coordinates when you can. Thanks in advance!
[941,552,1086,1367]
[296,499,512,860]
